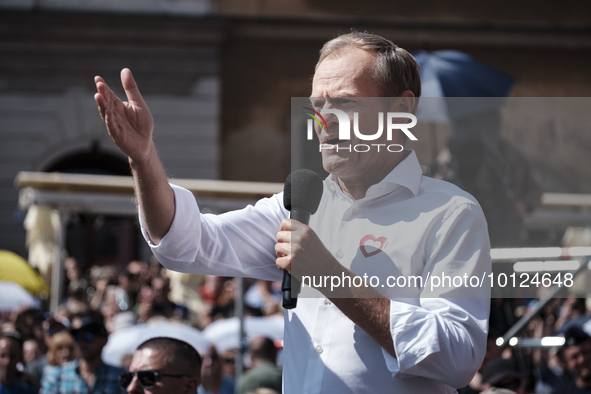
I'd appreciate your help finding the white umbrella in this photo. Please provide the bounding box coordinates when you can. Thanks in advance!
[202,315,284,353]
[0,281,40,311]
[102,321,210,367]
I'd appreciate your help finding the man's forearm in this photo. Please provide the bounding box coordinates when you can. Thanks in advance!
[331,296,395,357]
[129,142,175,245]
[321,261,396,357]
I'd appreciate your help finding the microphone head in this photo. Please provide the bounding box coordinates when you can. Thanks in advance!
[283,169,324,214]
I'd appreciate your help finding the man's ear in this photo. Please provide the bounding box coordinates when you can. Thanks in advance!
[183,377,198,394]
[391,90,415,114]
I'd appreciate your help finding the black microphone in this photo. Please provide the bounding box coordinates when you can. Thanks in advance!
[282,169,324,309]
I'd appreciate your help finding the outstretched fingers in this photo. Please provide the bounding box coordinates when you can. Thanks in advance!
[121,68,147,107]
[94,79,124,141]
[94,92,105,121]
[94,76,107,120]
[94,77,121,121]
[103,107,124,141]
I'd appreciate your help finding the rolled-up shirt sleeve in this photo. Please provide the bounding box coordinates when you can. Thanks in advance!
[140,183,286,281]
[381,202,491,388]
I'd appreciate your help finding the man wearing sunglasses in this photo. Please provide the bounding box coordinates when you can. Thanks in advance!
[121,337,201,394]
[40,317,125,394]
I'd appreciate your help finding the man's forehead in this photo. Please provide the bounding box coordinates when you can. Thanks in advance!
[311,48,380,98]
[315,47,375,74]
[130,348,169,370]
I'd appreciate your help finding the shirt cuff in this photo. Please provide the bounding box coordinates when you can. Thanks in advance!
[139,183,202,264]
[382,299,441,377]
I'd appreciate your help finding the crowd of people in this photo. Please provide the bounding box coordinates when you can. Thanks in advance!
[0,257,283,394]
[2,254,591,393]
[459,297,591,394]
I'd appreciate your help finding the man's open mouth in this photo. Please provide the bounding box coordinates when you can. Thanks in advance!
[324,136,348,145]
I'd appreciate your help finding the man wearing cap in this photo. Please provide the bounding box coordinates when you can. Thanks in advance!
[555,327,591,394]
[40,317,125,394]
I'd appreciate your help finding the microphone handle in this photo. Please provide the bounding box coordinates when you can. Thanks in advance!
[282,271,297,309]
[282,208,311,309]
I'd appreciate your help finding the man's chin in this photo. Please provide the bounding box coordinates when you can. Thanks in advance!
[322,161,347,177]
[322,152,354,172]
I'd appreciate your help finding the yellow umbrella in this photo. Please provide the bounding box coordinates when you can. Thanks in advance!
[0,250,50,296]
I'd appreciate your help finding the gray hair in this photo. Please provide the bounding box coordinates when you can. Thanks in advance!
[316,32,421,101]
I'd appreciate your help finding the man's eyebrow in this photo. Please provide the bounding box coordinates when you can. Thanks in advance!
[309,94,359,103]
[331,97,356,103]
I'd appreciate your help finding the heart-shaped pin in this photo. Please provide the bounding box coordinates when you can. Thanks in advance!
[360,234,388,258]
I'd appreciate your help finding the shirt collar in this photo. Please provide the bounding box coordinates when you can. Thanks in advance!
[326,149,422,198]
[379,149,422,197]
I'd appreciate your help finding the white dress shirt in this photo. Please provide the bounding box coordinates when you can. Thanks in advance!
[141,150,491,393]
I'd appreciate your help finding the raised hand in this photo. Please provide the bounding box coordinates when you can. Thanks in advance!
[94,68,154,163]
[94,68,174,243]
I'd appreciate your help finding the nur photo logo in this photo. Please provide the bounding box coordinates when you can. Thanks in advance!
[303,107,418,153]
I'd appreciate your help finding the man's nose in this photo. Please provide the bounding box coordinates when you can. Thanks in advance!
[318,103,340,126]
[126,375,144,394]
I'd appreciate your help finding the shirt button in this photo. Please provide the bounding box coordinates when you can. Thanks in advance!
[325,298,332,305]
[315,345,323,354]
[330,184,336,192]
[352,208,359,215]
[336,251,343,258]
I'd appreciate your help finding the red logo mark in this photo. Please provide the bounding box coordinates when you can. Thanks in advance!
[360,234,388,258]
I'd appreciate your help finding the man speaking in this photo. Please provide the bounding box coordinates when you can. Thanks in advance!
[94,32,491,393]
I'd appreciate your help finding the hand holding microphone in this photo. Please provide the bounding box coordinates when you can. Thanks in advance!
[280,169,323,309]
